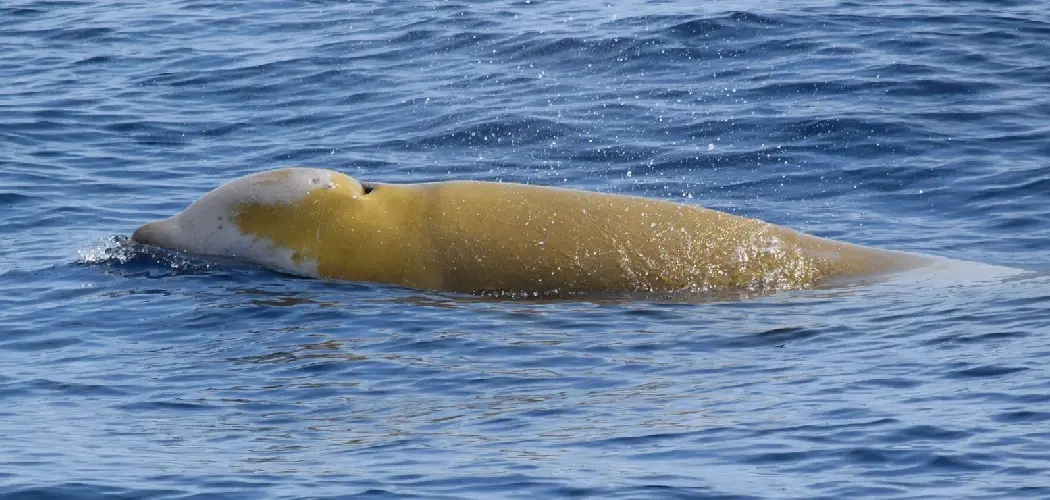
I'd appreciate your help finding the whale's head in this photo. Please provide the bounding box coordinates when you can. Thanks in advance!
[131,167,371,277]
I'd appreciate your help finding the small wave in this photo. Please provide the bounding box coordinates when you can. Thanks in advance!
[42,26,117,43]
[662,12,786,42]
[0,193,34,207]
[0,7,44,17]
[0,483,184,500]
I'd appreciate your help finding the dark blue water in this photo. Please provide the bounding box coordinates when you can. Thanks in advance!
[4,1,1050,498]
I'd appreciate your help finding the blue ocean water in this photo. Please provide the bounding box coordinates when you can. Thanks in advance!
[3,0,1050,497]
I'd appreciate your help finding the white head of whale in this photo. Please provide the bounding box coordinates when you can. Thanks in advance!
[131,167,367,277]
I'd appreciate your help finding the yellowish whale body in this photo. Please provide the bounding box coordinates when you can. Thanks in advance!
[131,167,935,296]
